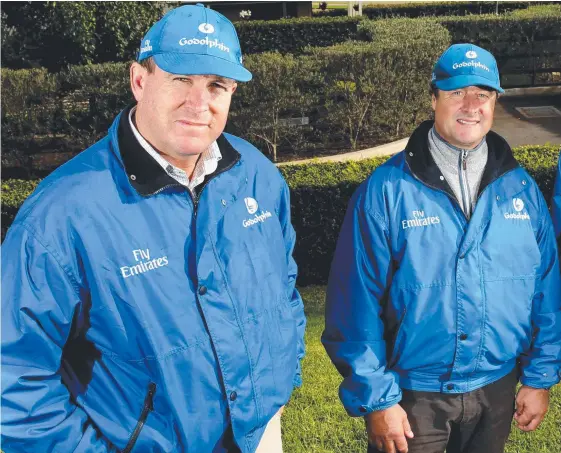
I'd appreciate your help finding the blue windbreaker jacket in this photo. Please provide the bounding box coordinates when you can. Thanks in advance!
[1,108,306,452]
[323,121,561,417]
[553,151,561,239]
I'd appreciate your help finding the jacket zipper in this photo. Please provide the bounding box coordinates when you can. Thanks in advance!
[122,382,157,453]
[191,155,241,215]
[459,149,472,219]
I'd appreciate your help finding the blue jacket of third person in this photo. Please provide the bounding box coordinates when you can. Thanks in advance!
[1,107,306,452]
[552,150,561,240]
[323,121,561,417]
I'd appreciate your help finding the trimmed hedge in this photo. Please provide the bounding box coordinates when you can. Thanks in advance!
[3,7,560,173]
[358,5,561,87]
[2,23,449,171]
[439,4,561,86]
[3,145,560,284]
[234,16,364,54]
[1,2,177,71]
[313,1,543,18]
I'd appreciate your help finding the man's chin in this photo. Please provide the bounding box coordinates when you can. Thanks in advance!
[175,138,214,155]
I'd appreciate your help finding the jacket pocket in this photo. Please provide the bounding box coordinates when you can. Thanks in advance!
[122,382,157,453]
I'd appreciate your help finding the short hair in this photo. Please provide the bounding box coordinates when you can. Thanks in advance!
[139,57,155,73]
[429,83,440,98]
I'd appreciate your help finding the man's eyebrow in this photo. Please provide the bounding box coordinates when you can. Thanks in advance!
[170,74,235,84]
[209,76,235,85]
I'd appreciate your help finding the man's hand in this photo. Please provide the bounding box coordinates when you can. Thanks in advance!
[366,404,414,453]
[514,385,549,432]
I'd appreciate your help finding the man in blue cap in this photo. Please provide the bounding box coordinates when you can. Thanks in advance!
[323,43,561,453]
[1,4,305,452]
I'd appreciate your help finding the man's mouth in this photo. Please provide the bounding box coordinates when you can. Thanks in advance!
[178,120,208,127]
[457,118,479,125]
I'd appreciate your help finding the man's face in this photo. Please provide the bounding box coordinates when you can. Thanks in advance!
[432,86,497,149]
[130,62,237,160]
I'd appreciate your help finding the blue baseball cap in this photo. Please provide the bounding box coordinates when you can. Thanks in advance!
[431,43,504,93]
[137,4,252,82]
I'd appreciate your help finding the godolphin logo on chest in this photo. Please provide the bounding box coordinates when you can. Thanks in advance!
[121,248,169,279]
[504,197,530,221]
[242,197,272,228]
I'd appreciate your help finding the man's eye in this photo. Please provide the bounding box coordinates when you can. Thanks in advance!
[211,83,227,90]
[478,93,490,99]
[452,91,463,96]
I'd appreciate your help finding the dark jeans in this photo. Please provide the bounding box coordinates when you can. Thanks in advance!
[367,368,518,453]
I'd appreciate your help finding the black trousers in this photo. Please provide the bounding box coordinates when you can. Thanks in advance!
[367,369,518,453]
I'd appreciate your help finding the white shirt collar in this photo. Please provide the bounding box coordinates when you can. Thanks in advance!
[128,106,221,193]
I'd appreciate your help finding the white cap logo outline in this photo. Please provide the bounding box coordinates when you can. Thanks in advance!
[245,197,258,214]
[513,198,524,212]
[466,50,477,59]
[199,23,215,34]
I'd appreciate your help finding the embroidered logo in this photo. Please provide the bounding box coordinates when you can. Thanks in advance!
[401,210,441,230]
[513,198,524,212]
[245,197,258,214]
[198,23,215,34]
[120,248,169,279]
[504,198,530,221]
[465,50,477,59]
[140,40,152,54]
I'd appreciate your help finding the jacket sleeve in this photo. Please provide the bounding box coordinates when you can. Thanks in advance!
[519,194,561,389]
[552,151,561,240]
[278,182,306,388]
[1,224,116,452]
[322,183,401,416]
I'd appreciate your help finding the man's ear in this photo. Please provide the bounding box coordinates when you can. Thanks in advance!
[431,94,437,111]
[130,62,148,102]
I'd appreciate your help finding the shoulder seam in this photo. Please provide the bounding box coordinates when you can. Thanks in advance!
[12,223,83,298]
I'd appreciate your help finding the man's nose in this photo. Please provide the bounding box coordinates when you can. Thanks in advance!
[461,94,480,112]
[184,85,211,110]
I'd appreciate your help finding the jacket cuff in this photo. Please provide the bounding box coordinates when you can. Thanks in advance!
[520,376,559,390]
[346,393,402,417]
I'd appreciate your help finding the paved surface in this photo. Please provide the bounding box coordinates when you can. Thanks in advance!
[493,91,561,148]
[279,87,561,167]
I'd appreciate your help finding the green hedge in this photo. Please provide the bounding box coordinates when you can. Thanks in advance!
[3,7,560,173]
[313,1,542,18]
[439,4,561,86]
[2,23,449,172]
[1,2,176,71]
[234,16,364,54]
[3,145,559,284]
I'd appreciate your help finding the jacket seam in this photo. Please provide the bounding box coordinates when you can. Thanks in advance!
[364,206,389,233]
[13,222,82,298]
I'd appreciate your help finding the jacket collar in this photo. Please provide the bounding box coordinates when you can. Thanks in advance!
[117,105,240,197]
[405,120,519,199]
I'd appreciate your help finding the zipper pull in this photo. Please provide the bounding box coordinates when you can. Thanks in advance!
[462,150,467,170]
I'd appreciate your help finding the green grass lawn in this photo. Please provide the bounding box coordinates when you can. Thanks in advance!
[282,286,561,453]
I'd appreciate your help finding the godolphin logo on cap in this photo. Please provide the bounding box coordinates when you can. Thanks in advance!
[198,23,215,34]
[466,50,477,59]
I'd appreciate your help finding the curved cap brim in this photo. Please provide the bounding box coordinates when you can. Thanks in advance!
[434,74,504,93]
[153,53,252,82]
